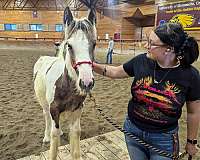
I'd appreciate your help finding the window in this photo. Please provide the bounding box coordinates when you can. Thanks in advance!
[4,24,17,31]
[29,24,43,31]
[55,24,63,32]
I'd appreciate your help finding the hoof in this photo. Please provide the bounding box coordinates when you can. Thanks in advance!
[43,136,50,143]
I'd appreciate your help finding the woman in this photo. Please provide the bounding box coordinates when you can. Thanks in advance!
[93,23,200,160]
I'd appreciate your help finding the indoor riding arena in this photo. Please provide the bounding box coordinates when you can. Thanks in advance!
[0,0,199,160]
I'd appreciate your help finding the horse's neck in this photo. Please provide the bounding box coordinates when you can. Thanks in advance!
[57,41,66,59]
[57,40,77,82]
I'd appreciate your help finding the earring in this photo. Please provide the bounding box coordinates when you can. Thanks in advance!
[166,48,171,52]
[177,56,183,60]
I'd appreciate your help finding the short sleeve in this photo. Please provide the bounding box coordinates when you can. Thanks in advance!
[123,54,145,77]
[186,68,200,101]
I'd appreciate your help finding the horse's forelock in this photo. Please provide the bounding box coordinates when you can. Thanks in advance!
[67,18,96,41]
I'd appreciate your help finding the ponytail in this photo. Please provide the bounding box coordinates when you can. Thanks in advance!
[177,36,199,66]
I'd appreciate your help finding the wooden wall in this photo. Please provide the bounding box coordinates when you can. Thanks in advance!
[0,10,87,39]
[0,3,199,42]
[96,3,157,40]
[96,8,125,39]
[0,5,154,40]
[0,10,61,39]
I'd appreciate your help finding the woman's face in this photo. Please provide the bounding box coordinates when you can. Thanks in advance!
[145,31,168,61]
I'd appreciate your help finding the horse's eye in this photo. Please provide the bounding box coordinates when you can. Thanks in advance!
[68,44,72,50]
[93,43,96,48]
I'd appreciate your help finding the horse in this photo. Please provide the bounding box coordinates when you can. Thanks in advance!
[33,7,97,160]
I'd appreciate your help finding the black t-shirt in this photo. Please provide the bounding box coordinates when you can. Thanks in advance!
[123,53,200,132]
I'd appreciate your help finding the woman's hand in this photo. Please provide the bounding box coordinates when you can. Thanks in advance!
[186,100,200,157]
[92,62,129,78]
[185,143,199,157]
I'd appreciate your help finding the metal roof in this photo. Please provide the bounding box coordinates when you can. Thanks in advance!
[0,0,154,11]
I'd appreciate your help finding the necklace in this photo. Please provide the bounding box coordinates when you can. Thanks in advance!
[153,63,171,84]
[157,61,180,69]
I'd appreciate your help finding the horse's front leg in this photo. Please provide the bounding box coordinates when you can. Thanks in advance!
[69,108,82,160]
[43,106,51,142]
[49,106,60,160]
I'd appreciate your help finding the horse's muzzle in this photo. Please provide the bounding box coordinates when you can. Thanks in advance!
[79,78,94,93]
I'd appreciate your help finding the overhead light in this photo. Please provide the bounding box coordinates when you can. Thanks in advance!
[16,0,22,6]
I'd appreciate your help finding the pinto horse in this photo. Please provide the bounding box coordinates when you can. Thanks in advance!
[33,7,96,160]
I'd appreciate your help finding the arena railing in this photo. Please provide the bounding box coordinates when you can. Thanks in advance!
[0,36,62,42]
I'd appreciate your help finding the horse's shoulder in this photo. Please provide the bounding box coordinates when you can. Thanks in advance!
[35,56,59,69]
[37,56,58,63]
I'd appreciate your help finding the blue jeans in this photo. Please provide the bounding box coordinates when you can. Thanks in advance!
[106,50,113,64]
[123,116,179,160]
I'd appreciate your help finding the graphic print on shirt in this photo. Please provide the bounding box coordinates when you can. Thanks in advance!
[132,76,181,124]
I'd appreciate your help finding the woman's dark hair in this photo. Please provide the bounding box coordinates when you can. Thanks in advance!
[154,22,199,66]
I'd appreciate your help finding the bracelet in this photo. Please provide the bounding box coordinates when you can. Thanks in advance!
[103,65,107,76]
[187,138,198,145]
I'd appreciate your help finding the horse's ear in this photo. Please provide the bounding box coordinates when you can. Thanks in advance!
[64,7,73,26]
[88,8,96,25]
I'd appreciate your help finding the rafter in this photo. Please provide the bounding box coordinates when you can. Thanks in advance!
[0,0,155,11]
[33,0,40,8]
[17,0,26,8]
[55,0,57,10]
[57,0,64,9]
[28,0,35,8]
[21,0,29,9]
[3,0,12,8]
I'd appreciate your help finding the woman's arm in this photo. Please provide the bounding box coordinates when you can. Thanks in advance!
[185,100,200,156]
[92,62,129,79]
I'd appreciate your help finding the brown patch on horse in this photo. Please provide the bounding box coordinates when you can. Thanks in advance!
[50,67,86,128]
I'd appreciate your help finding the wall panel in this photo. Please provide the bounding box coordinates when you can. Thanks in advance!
[0,3,199,42]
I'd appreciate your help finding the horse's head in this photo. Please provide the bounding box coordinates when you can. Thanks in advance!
[62,7,96,94]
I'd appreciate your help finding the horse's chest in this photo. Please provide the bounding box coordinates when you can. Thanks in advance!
[53,75,86,112]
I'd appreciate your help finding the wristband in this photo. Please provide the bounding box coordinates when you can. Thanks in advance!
[103,65,107,76]
[187,139,197,145]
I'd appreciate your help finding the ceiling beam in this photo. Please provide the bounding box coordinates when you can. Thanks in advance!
[28,0,35,8]
[55,0,57,10]
[21,0,29,10]
[3,0,12,8]
[17,0,26,8]
[57,0,65,9]
[33,0,40,8]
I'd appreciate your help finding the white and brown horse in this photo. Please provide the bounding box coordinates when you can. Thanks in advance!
[33,7,96,160]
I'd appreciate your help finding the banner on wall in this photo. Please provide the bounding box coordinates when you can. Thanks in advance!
[156,1,200,30]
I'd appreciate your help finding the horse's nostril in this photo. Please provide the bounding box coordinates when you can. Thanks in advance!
[87,79,95,90]
[91,78,95,88]
[79,79,95,92]
[88,82,93,88]
[79,79,85,89]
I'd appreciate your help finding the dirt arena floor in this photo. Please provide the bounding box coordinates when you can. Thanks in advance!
[0,41,199,160]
